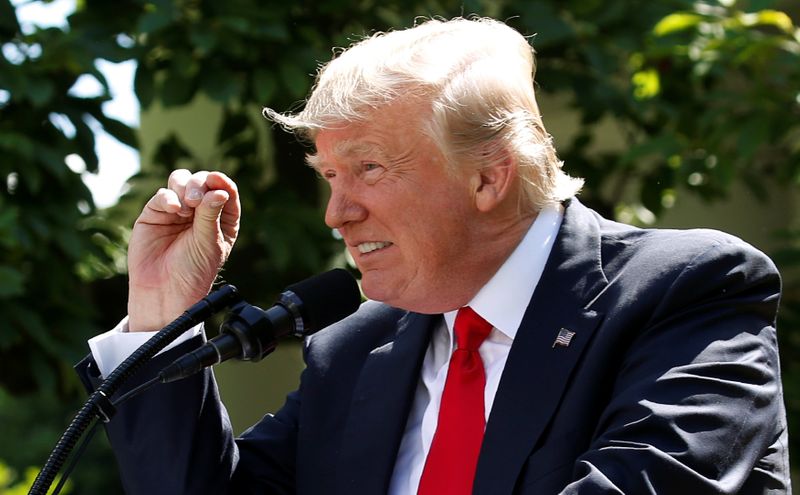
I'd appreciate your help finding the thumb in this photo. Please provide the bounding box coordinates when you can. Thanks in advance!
[193,190,230,238]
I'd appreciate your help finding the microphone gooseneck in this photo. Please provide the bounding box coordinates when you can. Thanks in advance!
[159,268,361,383]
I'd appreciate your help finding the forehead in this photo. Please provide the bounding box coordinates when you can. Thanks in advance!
[307,117,408,167]
[307,99,440,170]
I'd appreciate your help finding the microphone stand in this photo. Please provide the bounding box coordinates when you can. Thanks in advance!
[28,285,241,495]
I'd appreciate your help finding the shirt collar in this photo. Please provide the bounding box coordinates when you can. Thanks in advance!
[443,202,564,341]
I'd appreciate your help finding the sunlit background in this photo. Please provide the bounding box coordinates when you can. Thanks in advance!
[11,0,139,208]
[1,0,798,492]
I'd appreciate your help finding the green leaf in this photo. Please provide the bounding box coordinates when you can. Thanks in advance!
[30,350,56,391]
[0,266,24,298]
[24,79,55,107]
[72,117,99,173]
[136,0,176,34]
[134,63,155,109]
[740,10,795,33]
[252,69,277,104]
[737,117,769,160]
[218,110,250,143]
[517,3,574,48]
[201,70,244,103]
[0,207,19,249]
[631,68,661,99]
[0,132,36,160]
[189,27,217,55]
[56,229,84,260]
[172,49,199,78]
[640,166,675,216]
[278,64,310,99]
[35,147,67,180]
[218,16,252,35]
[17,163,42,193]
[653,13,703,37]
[771,247,800,267]
[93,114,139,149]
[0,0,21,39]
[621,134,681,165]
[86,66,111,95]
[160,71,197,107]
[254,22,290,42]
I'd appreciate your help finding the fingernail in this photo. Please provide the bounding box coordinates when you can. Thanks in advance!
[210,199,226,208]
[187,189,202,201]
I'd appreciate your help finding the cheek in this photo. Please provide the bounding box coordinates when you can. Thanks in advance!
[386,184,472,264]
[403,219,463,267]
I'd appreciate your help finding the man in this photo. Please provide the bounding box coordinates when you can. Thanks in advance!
[80,17,790,494]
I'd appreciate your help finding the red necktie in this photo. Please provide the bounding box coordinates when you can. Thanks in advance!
[417,306,493,495]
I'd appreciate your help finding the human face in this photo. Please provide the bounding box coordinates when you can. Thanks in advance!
[311,105,483,313]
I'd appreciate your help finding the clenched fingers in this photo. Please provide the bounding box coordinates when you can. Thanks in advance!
[166,169,210,217]
[203,172,241,241]
[138,170,240,235]
[140,187,185,220]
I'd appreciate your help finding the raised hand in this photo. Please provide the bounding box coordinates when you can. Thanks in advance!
[127,169,241,332]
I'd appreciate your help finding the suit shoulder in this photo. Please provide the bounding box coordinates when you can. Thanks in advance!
[599,220,777,277]
[306,300,408,355]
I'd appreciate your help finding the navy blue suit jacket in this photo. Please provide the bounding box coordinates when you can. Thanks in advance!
[78,199,790,494]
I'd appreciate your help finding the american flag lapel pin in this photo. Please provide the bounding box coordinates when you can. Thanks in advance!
[552,328,576,348]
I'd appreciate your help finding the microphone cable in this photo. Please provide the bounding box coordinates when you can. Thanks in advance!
[28,285,241,495]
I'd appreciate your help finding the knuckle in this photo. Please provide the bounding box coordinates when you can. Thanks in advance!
[169,168,190,180]
[157,187,175,199]
[192,170,210,183]
[168,169,191,186]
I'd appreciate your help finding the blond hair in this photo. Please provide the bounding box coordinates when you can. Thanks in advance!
[263,17,583,212]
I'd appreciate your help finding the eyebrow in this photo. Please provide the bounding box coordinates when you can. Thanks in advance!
[336,140,383,156]
[305,139,386,171]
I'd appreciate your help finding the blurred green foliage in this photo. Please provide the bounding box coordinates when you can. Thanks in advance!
[0,387,121,493]
[501,0,800,219]
[1,0,798,492]
[0,457,71,495]
[0,0,131,398]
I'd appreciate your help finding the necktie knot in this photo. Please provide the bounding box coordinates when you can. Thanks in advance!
[455,306,492,351]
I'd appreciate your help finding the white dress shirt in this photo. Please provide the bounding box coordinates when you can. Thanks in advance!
[88,204,563,494]
[88,316,203,378]
[387,203,563,495]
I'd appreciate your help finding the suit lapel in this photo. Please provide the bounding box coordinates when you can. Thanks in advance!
[336,311,435,494]
[474,199,608,494]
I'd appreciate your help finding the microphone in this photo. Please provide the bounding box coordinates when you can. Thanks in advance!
[159,268,360,383]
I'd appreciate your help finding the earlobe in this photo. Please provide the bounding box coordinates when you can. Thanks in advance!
[474,150,516,213]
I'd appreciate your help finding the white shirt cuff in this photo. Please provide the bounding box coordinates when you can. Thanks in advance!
[88,316,203,378]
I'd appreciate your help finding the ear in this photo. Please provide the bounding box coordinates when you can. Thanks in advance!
[472,147,517,213]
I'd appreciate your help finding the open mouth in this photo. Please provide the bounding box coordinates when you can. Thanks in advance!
[357,241,393,254]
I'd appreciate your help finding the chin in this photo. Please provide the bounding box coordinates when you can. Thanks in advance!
[359,276,390,302]
[360,276,408,309]
[360,273,437,312]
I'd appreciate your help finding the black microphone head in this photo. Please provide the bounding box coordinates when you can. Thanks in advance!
[282,268,361,335]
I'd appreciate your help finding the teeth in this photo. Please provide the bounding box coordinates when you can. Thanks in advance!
[358,241,392,254]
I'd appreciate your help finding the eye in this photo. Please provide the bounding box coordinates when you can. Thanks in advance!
[360,162,385,184]
[362,162,382,172]
[320,169,336,180]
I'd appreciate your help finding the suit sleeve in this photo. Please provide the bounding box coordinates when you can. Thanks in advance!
[561,239,788,494]
[75,334,302,495]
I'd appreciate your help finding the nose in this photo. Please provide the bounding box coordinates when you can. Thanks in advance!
[324,183,367,229]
